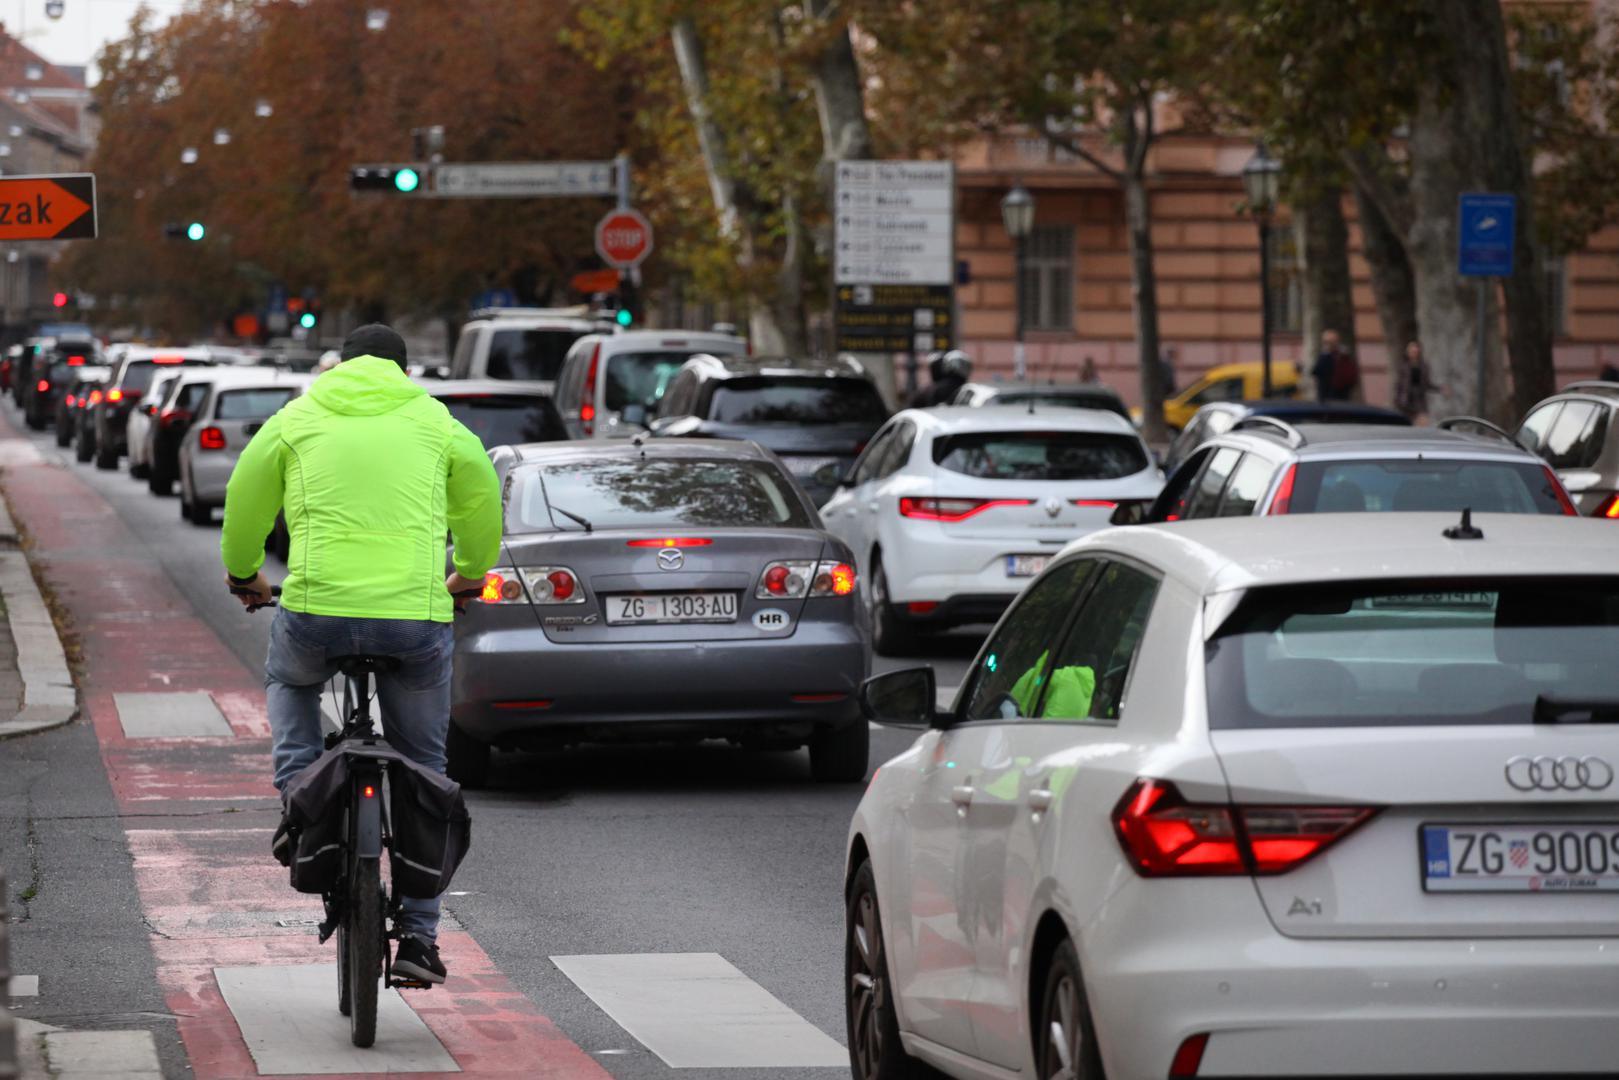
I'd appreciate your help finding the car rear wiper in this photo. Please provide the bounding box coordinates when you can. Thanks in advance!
[1532,694,1619,724]
[550,504,593,533]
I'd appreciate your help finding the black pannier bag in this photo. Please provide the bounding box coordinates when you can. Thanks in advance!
[281,743,471,898]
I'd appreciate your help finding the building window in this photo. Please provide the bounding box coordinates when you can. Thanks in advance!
[1546,256,1567,337]
[1267,226,1302,334]
[1019,225,1074,333]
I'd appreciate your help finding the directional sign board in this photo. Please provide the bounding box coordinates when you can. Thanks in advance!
[1458,192,1516,277]
[835,161,954,352]
[0,173,95,240]
[595,208,653,269]
[433,161,615,199]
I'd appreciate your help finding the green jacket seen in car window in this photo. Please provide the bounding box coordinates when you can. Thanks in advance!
[220,354,502,622]
[1010,650,1098,719]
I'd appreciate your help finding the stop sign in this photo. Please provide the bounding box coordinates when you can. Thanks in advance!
[595,208,654,269]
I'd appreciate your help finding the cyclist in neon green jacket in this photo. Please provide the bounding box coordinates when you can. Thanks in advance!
[220,324,501,985]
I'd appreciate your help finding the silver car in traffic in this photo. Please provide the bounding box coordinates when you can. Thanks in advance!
[178,369,313,524]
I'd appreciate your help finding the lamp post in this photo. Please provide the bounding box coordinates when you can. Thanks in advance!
[1242,143,1282,398]
[1000,182,1035,380]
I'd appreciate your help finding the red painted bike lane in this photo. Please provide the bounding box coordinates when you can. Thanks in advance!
[1,416,608,1080]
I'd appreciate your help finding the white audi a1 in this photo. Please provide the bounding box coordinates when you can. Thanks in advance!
[844,512,1619,1080]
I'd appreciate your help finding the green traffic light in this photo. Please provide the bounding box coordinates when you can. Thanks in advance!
[186,222,205,241]
[615,308,633,327]
[298,312,317,329]
[393,167,420,194]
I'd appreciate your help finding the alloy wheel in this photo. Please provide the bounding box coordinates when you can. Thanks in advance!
[1040,972,1084,1080]
[848,887,885,1076]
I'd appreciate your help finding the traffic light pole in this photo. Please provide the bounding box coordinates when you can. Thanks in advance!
[615,153,640,327]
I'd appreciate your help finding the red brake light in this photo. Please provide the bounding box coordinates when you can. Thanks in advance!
[1543,465,1578,516]
[87,389,103,405]
[107,388,124,403]
[67,355,85,366]
[480,572,505,603]
[1266,463,1297,515]
[153,355,186,365]
[362,784,376,799]
[64,394,75,407]
[1112,778,1376,877]
[907,601,939,615]
[161,409,192,428]
[763,564,791,594]
[581,343,600,434]
[1597,493,1619,519]
[1070,499,1117,508]
[546,569,576,601]
[625,538,713,547]
[35,379,48,392]
[198,426,226,450]
[898,497,1034,521]
[1169,1033,1209,1078]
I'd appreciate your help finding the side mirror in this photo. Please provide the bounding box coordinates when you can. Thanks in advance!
[813,462,845,490]
[859,667,944,730]
[1109,499,1151,526]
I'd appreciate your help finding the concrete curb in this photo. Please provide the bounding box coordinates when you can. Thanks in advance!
[0,488,77,741]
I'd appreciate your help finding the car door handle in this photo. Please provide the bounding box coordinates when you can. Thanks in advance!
[1028,788,1053,812]
[950,785,975,807]
[865,501,879,511]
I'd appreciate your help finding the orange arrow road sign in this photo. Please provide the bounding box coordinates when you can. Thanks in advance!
[0,174,96,241]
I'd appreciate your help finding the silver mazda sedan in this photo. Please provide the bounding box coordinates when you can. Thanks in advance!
[449,438,871,786]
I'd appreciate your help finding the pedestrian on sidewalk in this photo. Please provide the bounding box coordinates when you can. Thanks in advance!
[1393,339,1440,422]
[1312,329,1359,402]
[218,323,502,987]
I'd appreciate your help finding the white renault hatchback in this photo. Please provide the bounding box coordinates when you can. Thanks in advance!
[846,512,1619,1080]
[820,406,1162,655]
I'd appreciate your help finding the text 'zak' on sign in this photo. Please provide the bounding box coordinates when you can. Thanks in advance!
[0,173,96,241]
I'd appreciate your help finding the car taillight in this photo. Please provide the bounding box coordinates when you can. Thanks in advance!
[1111,778,1376,877]
[520,566,585,604]
[64,394,75,407]
[87,389,102,405]
[1169,1033,1209,1078]
[757,560,815,599]
[479,567,526,604]
[1070,498,1117,508]
[67,355,84,365]
[107,388,123,403]
[625,537,712,547]
[898,497,1034,521]
[1543,465,1578,516]
[35,379,48,392]
[581,343,600,435]
[197,426,226,450]
[1596,493,1619,519]
[1266,463,1297,515]
[161,409,192,428]
[809,560,856,597]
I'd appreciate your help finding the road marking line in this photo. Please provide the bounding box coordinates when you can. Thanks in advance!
[44,1029,162,1077]
[114,690,234,738]
[7,974,38,996]
[551,952,847,1068]
[214,963,460,1075]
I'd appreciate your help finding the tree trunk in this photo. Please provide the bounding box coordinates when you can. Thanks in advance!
[1353,178,1419,404]
[807,0,875,167]
[1295,185,1357,395]
[1124,170,1166,442]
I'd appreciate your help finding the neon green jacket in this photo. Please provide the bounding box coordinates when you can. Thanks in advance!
[220,355,502,622]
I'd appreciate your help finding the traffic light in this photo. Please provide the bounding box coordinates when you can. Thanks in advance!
[51,291,67,308]
[186,222,205,241]
[615,308,633,328]
[299,312,317,330]
[350,164,425,195]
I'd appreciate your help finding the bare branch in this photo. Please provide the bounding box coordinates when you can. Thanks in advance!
[1341,143,1413,238]
[1040,120,1122,180]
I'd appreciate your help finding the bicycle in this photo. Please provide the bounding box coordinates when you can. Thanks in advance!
[233,583,471,1047]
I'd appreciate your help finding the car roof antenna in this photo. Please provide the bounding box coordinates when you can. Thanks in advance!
[1443,507,1484,540]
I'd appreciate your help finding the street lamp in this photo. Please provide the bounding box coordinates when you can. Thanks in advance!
[1242,142,1282,398]
[1000,182,1035,380]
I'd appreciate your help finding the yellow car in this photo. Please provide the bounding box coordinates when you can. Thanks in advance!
[1159,361,1300,431]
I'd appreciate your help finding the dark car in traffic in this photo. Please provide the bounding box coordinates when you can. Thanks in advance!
[24,339,100,431]
[142,370,218,495]
[54,366,110,448]
[89,347,215,469]
[649,355,890,506]
[449,438,870,788]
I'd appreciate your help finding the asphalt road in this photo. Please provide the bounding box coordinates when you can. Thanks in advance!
[5,418,988,1080]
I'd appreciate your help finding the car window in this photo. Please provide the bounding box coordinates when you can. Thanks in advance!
[485,328,582,381]
[1217,453,1276,517]
[1207,578,1619,729]
[216,388,295,421]
[1515,403,1560,453]
[174,382,209,415]
[707,377,887,425]
[659,370,697,418]
[451,328,480,379]
[440,394,567,450]
[1563,404,1610,470]
[120,361,160,393]
[604,352,699,414]
[1182,446,1242,519]
[850,425,896,486]
[1541,401,1597,469]
[1032,562,1160,723]
[509,457,813,532]
[1151,448,1211,522]
[874,420,916,479]
[1288,459,1567,515]
[933,431,1148,480]
[1189,376,1243,406]
[959,559,1097,722]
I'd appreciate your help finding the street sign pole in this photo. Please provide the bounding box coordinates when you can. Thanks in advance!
[1457,192,1517,417]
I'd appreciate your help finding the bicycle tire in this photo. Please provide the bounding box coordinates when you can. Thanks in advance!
[336,918,351,1016]
[347,855,383,1047]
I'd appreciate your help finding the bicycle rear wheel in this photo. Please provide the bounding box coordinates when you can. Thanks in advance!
[346,856,383,1047]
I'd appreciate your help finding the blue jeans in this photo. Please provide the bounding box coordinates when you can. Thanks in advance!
[266,609,455,943]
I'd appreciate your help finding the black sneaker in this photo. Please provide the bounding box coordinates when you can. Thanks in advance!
[271,816,294,868]
[394,935,446,985]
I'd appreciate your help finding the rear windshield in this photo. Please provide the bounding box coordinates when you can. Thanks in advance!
[604,352,698,413]
[486,328,583,381]
[933,431,1148,480]
[216,388,294,421]
[441,394,566,450]
[510,457,813,532]
[1290,460,1566,515]
[1207,578,1619,729]
[707,377,887,425]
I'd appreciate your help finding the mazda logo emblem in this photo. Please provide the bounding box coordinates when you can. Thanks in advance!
[1504,755,1614,792]
[657,548,683,571]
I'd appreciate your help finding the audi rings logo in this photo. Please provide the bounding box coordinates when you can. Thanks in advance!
[1504,755,1614,792]
[657,548,684,571]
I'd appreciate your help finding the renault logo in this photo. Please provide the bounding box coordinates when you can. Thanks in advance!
[1504,755,1614,792]
[657,548,683,571]
[1043,496,1061,519]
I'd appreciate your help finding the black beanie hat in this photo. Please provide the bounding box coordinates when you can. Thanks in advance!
[340,324,408,368]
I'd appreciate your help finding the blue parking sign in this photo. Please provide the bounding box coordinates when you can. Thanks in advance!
[1457,193,1516,277]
